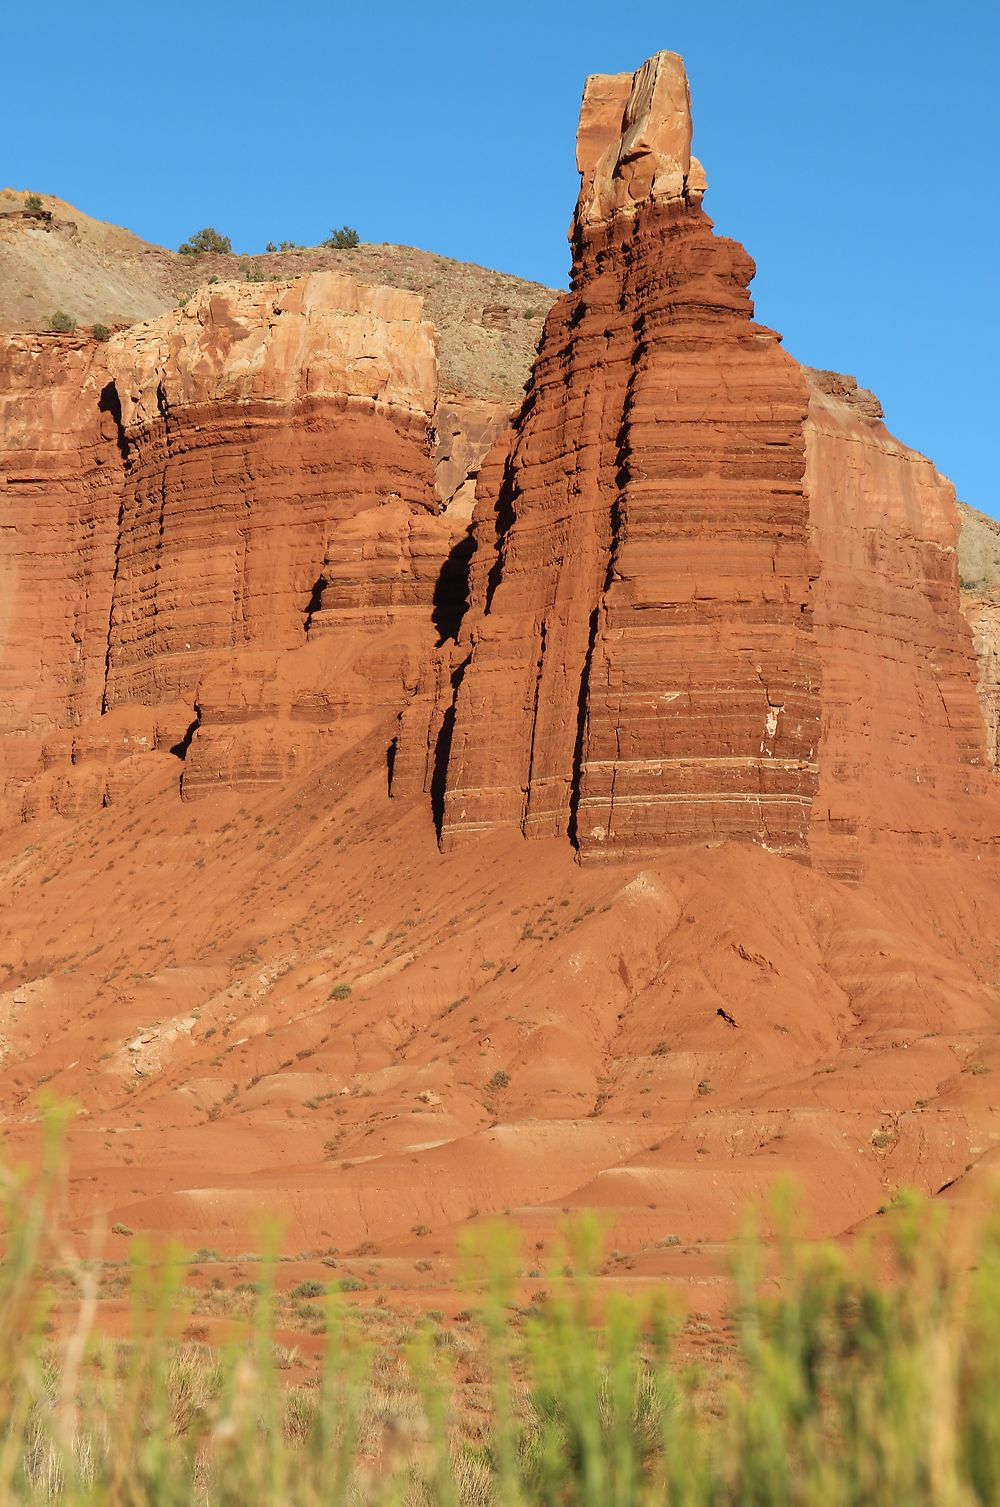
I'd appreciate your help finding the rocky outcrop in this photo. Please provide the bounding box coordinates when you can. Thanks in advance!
[179,498,469,800]
[959,504,1000,591]
[804,376,996,878]
[3,62,997,871]
[953,506,1000,775]
[574,51,706,229]
[0,273,452,815]
[407,51,998,877]
[959,598,1000,773]
[433,396,510,516]
[108,281,435,694]
[0,335,124,799]
[424,54,821,862]
[804,368,883,421]
[0,189,558,409]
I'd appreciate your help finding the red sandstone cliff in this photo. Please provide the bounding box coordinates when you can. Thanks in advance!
[413,52,998,880]
[2,52,1000,1283]
[805,377,996,879]
[0,273,468,816]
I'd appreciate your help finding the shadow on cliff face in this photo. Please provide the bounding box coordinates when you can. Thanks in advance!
[170,716,198,761]
[385,735,397,797]
[98,380,129,464]
[567,607,600,851]
[303,573,327,635]
[430,671,464,838]
[484,455,518,614]
[432,528,474,645]
[428,522,478,835]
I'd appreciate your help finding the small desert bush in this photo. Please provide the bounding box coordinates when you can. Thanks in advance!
[289,1281,324,1300]
[46,311,76,333]
[91,323,111,343]
[4,1117,1000,1504]
[324,226,360,249]
[178,227,232,255]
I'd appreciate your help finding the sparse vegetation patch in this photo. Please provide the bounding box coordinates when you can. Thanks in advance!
[178,227,233,255]
[324,226,360,249]
[5,1147,1000,1507]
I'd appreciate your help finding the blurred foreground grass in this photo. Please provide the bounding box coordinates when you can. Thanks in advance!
[3,1123,1000,1504]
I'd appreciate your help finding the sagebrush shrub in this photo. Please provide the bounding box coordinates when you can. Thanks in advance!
[325,226,360,249]
[178,227,232,255]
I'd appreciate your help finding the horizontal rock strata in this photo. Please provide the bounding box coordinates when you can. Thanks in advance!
[432,53,822,862]
[805,378,998,878]
[0,273,461,815]
[402,50,999,879]
[0,336,123,796]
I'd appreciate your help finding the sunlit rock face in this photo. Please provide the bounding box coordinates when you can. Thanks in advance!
[0,273,458,815]
[436,53,822,862]
[431,51,996,876]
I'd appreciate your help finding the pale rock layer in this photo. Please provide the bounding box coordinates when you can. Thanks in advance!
[962,599,1000,772]
[575,52,705,229]
[956,506,1000,773]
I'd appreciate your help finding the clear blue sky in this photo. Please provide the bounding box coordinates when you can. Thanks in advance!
[5,0,998,513]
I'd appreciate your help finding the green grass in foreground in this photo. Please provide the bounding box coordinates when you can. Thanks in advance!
[3,1127,1000,1504]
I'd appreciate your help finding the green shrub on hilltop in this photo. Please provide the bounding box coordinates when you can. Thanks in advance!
[178,227,232,255]
[324,226,360,249]
[46,311,76,333]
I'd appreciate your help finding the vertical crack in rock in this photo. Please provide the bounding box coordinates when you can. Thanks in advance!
[170,714,199,761]
[302,572,327,636]
[100,494,127,717]
[567,608,601,849]
[521,620,549,830]
[97,381,130,716]
[429,661,468,837]
[574,343,639,852]
[483,455,518,615]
